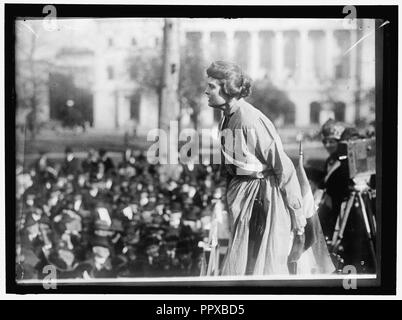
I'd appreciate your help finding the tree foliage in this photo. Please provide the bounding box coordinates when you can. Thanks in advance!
[15,21,51,139]
[49,72,93,128]
[179,43,206,130]
[126,40,206,130]
[247,78,296,125]
[127,48,163,94]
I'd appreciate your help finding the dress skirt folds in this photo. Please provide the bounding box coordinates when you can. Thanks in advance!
[221,175,292,275]
[219,99,306,276]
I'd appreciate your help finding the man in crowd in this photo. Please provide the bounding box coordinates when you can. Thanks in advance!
[16,149,219,280]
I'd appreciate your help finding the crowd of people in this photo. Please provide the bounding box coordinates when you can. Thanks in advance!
[16,147,227,279]
[15,118,377,280]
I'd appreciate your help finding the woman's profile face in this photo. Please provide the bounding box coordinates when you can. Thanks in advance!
[205,77,227,108]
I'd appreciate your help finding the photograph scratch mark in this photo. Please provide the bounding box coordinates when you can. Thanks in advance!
[343,20,389,56]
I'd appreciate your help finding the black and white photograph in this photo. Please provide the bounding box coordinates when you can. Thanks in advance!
[4,3,398,295]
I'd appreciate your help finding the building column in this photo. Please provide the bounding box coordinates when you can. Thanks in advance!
[325,29,335,79]
[299,29,312,83]
[117,93,130,129]
[201,31,210,65]
[345,99,356,123]
[227,30,235,62]
[290,91,311,127]
[249,30,260,79]
[274,31,284,84]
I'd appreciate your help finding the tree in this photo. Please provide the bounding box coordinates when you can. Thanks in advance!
[128,48,163,94]
[49,72,93,128]
[247,78,295,125]
[126,47,163,126]
[15,20,51,140]
[179,35,206,131]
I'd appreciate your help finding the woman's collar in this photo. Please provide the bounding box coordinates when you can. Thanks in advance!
[223,98,243,116]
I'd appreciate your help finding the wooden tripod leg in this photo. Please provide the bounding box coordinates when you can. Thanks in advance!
[332,200,348,246]
[332,192,355,253]
[357,193,377,271]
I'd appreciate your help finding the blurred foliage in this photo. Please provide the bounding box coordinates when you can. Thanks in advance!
[126,47,163,127]
[49,72,93,128]
[127,40,206,130]
[247,78,296,125]
[127,48,163,94]
[15,22,51,140]
[179,41,206,130]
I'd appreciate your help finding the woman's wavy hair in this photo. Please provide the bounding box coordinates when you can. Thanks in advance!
[206,61,252,99]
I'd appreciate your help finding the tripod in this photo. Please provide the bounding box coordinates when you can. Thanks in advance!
[331,175,377,272]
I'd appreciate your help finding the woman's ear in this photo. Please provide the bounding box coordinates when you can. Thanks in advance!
[219,82,231,102]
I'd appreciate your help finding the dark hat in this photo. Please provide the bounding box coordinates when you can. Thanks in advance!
[183,209,199,221]
[146,224,167,235]
[94,219,112,231]
[91,235,111,249]
[170,201,182,213]
[340,127,361,141]
[165,232,179,243]
[321,119,345,140]
[24,214,38,228]
[143,236,160,248]
[65,146,73,154]
[98,148,107,156]
[39,215,52,226]
[110,219,124,232]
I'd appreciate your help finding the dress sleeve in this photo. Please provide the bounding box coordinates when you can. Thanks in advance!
[253,118,305,224]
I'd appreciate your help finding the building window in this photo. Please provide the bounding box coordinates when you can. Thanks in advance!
[310,101,321,124]
[234,31,250,73]
[185,32,202,57]
[334,30,351,79]
[284,102,296,125]
[259,31,274,73]
[130,92,141,121]
[283,31,299,79]
[129,65,137,80]
[210,32,227,61]
[310,31,326,80]
[334,101,346,122]
[107,66,114,80]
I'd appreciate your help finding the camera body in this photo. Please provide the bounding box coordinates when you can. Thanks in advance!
[338,137,376,180]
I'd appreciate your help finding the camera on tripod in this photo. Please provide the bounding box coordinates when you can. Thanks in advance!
[337,137,376,183]
[331,137,377,273]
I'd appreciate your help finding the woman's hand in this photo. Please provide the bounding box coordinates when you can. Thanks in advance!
[293,213,306,235]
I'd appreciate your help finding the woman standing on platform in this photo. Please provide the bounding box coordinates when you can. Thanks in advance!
[205,61,306,275]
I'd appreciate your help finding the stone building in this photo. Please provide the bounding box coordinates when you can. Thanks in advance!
[16,18,375,134]
[181,18,375,128]
[90,18,375,133]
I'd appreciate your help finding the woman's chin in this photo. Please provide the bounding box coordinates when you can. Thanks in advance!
[208,102,222,110]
